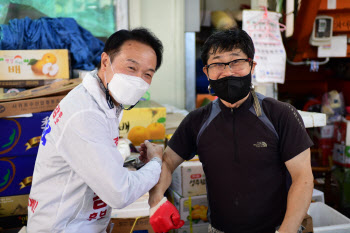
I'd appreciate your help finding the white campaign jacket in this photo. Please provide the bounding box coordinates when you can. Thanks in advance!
[27,71,161,233]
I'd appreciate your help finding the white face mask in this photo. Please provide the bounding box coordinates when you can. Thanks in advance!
[105,59,150,106]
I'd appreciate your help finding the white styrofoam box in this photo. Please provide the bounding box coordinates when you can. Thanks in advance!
[308,202,350,233]
[175,223,209,233]
[168,189,209,226]
[298,111,327,128]
[170,160,206,197]
[111,192,150,218]
[312,189,325,203]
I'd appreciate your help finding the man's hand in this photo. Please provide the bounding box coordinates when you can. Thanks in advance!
[149,197,184,232]
[139,140,163,164]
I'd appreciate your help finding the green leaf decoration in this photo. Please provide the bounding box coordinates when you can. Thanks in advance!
[157,117,166,123]
[28,59,38,65]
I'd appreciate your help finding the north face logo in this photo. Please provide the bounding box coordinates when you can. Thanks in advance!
[253,141,267,148]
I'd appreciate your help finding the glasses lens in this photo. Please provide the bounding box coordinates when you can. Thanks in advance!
[207,59,252,78]
[228,60,251,76]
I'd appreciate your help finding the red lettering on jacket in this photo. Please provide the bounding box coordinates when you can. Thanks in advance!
[114,137,119,146]
[28,197,38,213]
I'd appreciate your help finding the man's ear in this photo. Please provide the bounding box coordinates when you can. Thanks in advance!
[251,61,257,74]
[202,66,209,80]
[100,52,109,72]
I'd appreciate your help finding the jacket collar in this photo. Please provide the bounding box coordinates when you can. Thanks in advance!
[83,70,122,118]
[218,92,253,113]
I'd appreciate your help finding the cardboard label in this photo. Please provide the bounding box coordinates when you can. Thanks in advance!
[0,49,69,81]
[170,161,206,197]
[0,195,29,217]
[0,96,64,117]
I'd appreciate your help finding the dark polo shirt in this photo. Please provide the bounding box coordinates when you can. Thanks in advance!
[168,93,313,233]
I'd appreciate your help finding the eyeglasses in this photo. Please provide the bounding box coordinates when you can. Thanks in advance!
[205,58,253,77]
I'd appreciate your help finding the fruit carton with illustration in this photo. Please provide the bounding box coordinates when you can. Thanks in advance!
[0,155,37,197]
[119,100,166,146]
[167,189,209,226]
[0,49,70,80]
[170,160,207,197]
[0,111,52,157]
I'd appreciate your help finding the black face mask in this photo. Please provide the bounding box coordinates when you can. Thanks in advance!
[209,72,252,104]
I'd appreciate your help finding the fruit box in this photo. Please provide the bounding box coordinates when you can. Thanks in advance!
[0,194,29,217]
[119,100,166,146]
[0,155,37,197]
[167,189,209,226]
[0,111,52,157]
[170,160,207,197]
[0,49,70,80]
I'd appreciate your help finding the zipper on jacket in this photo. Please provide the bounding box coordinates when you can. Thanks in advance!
[230,108,239,163]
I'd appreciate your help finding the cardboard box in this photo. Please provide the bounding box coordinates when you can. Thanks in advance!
[0,195,29,217]
[170,161,206,197]
[0,156,37,197]
[0,80,54,88]
[109,216,154,233]
[333,143,350,168]
[168,189,209,226]
[119,100,166,146]
[0,95,63,117]
[0,49,69,80]
[301,214,313,233]
[0,78,80,103]
[0,111,52,156]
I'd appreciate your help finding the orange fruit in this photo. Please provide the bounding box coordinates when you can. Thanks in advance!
[31,60,45,75]
[42,53,57,64]
[127,126,150,146]
[146,123,166,140]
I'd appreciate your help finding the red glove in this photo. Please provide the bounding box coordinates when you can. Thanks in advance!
[149,197,185,233]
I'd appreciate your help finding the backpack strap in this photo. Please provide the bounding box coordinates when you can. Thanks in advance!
[249,90,279,140]
[196,98,221,147]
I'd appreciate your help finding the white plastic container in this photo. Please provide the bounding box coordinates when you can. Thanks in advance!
[312,188,325,203]
[308,202,350,233]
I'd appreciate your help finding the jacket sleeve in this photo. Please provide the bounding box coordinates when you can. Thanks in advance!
[55,110,161,209]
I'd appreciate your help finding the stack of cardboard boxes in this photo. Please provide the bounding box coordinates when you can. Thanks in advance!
[168,158,209,233]
[0,49,73,230]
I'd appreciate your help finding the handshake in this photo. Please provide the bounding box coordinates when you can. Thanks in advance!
[149,197,184,232]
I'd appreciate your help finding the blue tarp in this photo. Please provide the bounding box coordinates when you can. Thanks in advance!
[0,17,104,70]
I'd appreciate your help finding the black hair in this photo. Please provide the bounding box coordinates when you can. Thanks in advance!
[200,28,255,65]
[97,28,163,70]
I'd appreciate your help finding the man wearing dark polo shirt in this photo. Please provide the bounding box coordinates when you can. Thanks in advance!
[142,28,314,233]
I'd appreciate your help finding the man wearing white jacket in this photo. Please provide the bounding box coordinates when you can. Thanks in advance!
[27,28,164,233]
